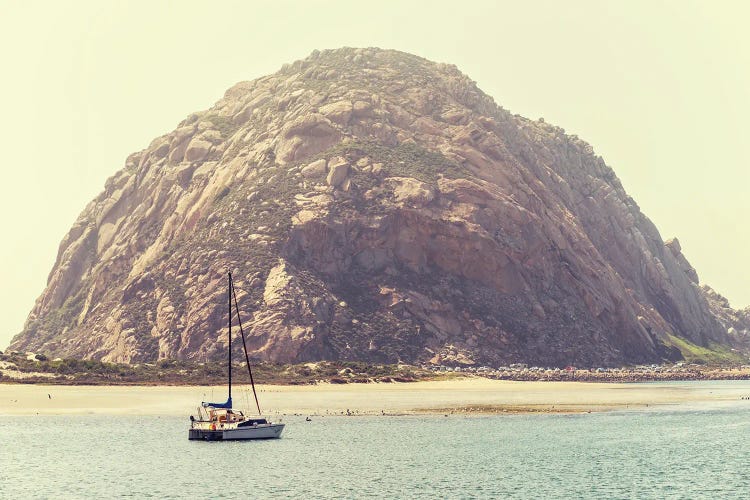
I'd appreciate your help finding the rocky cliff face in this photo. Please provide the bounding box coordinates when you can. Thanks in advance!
[9,48,740,366]
[701,285,750,348]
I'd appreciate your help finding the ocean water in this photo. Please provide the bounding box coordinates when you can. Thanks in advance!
[2,388,750,498]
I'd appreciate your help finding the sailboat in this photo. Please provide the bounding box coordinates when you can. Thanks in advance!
[188,271,285,440]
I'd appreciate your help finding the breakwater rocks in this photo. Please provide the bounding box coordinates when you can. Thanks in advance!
[430,363,750,382]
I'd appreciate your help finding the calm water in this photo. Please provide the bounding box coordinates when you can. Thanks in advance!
[2,388,750,498]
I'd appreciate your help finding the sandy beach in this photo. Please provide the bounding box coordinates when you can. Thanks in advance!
[2,378,749,416]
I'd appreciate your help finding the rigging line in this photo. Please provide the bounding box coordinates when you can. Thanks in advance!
[230,272,262,416]
[228,271,232,402]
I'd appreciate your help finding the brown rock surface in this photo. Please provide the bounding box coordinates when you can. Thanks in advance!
[325,156,349,187]
[701,285,750,347]
[8,48,742,365]
[300,159,327,178]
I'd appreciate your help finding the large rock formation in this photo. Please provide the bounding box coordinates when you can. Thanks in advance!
[9,48,742,366]
[701,285,750,348]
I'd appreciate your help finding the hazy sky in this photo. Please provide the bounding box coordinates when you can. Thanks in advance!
[1,1,748,350]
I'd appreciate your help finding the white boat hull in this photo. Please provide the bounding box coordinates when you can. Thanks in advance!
[189,423,285,441]
[223,423,285,440]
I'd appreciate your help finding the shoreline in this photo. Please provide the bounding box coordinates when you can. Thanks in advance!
[2,378,750,417]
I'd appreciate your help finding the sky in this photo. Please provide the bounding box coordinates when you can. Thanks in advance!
[0,0,748,350]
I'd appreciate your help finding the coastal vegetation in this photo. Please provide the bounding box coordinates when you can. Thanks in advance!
[1,351,749,386]
[664,333,747,365]
[0,352,438,385]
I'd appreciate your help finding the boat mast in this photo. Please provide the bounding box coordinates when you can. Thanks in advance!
[228,271,232,405]
[230,272,262,416]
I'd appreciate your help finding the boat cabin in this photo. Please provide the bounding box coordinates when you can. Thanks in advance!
[208,408,244,424]
[199,407,269,427]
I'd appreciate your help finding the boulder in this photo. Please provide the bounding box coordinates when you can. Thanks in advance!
[352,100,374,118]
[184,138,212,162]
[326,156,349,187]
[276,113,340,163]
[319,100,352,126]
[384,177,435,207]
[300,159,327,178]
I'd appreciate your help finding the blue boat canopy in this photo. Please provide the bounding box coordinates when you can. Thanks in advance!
[202,397,232,409]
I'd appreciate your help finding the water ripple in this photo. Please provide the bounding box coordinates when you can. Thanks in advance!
[2,404,750,498]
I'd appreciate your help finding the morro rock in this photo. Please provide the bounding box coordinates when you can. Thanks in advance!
[8,48,739,366]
